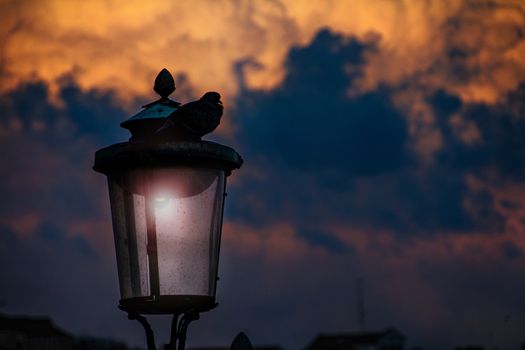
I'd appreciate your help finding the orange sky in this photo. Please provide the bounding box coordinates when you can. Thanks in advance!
[1,0,524,105]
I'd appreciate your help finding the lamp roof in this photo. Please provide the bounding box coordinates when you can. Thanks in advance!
[94,140,243,175]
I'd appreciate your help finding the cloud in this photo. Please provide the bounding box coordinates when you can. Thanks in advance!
[229,29,511,236]
[0,78,126,254]
[0,0,300,105]
[235,29,409,175]
[298,228,349,254]
[2,0,523,159]
[1,1,524,110]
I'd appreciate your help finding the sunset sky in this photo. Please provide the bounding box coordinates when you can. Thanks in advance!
[1,0,525,349]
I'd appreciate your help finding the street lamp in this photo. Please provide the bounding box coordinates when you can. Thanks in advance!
[93,69,243,350]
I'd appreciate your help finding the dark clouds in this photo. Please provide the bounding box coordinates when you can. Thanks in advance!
[0,79,127,143]
[229,29,510,235]
[0,79,126,235]
[235,29,409,176]
[435,84,525,179]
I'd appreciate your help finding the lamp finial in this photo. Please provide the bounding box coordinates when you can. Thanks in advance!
[154,68,175,98]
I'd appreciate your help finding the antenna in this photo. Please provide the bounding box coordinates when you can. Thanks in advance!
[357,277,366,331]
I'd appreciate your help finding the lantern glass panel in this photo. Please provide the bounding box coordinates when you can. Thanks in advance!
[107,167,226,302]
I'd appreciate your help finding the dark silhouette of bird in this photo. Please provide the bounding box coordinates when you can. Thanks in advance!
[154,91,223,141]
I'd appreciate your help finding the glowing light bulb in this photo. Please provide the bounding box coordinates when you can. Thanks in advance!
[154,196,170,209]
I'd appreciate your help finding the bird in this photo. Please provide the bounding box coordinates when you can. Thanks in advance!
[154,91,223,141]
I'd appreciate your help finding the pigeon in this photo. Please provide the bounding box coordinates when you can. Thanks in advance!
[154,91,223,141]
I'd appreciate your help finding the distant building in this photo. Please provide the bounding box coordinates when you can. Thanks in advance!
[306,328,405,350]
[73,337,131,350]
[0,313,73,350]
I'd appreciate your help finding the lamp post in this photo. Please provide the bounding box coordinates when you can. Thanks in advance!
[93,69,243,350]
